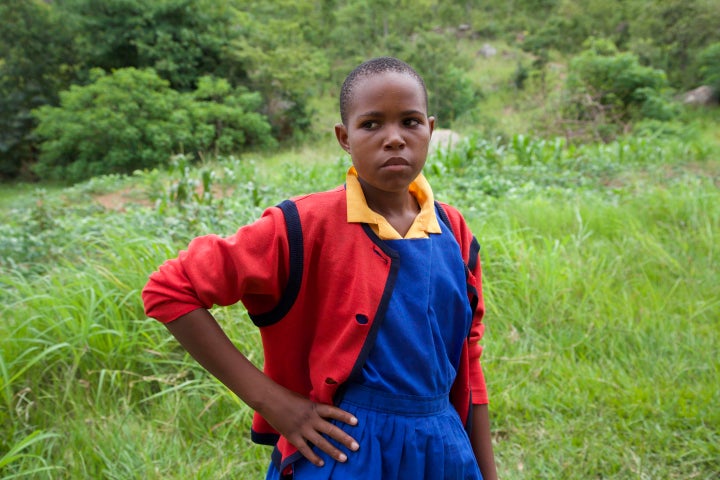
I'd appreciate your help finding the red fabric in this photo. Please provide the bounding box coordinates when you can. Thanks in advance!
[142,186,488,466]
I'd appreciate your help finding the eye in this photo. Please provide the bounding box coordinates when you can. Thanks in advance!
[360,120,379,130]
[404,118,421,127]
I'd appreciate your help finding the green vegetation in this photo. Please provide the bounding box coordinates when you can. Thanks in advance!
[2,0,720,478]
[559,38,677,141]
[2,125,719,477]
[698,42,720,93]
[2,0,719,180]
[33,69,274,183]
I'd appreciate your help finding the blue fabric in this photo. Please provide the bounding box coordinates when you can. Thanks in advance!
[361,221,472,395]
[266,218,480,479]
[265,384,482,480]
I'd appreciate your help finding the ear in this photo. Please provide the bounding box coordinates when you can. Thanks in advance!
[428,116,435,136]
[334,123,351,153]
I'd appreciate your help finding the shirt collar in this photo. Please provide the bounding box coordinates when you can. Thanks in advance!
[345,166,441,239]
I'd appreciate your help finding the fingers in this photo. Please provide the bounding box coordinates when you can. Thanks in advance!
[290,419,358,467]
[264,391,361,468]
[307,429,348,466]
[318,419,361,454]
[314,404,360,453]
[295,439,325,467]
[291,404,360,467]
[316,403,359,427]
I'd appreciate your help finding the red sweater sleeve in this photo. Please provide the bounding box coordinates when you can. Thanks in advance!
[142,207,290,323]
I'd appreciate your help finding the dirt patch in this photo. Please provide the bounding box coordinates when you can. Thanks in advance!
[94,186,153,211]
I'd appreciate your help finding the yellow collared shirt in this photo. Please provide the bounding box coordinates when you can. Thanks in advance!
[346,166,441,240]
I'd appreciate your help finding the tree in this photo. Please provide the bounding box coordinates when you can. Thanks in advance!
[190,76,276,154]
[627,0,720,89]
[229,0,331,139]
[0,0,79,179]
[61,0,248,91]
[400,32,480,125]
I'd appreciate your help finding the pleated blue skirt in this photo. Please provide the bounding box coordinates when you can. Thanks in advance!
[265,383,482,480]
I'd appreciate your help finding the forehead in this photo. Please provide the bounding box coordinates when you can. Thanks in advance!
[347,72,426,115]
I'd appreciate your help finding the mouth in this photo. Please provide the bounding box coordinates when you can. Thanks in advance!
[382,157,410,168]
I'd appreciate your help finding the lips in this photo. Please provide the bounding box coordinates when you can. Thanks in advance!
[382,157,409,167]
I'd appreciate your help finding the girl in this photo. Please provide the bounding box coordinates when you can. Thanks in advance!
[142,57,497,479]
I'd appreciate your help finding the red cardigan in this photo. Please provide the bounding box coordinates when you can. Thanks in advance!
[142,186,487,468]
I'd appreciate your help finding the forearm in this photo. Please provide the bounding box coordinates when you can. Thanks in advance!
[164,307,359,466]
[164,308,277,411]
[471,403,498,480]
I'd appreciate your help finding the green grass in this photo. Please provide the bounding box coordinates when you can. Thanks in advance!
[478,187,719,478]
[1,129,719,478]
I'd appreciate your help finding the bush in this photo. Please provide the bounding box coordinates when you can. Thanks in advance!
[697,42,720,95]
[33,68,189,182]
[65,0,246,91]
[33,68,274,183]
[0,0,78,180]
[189,76,276,155]
[561,39,678,140]
[400,32,481,126]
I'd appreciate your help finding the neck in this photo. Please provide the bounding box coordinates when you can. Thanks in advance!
[358,178,419,218]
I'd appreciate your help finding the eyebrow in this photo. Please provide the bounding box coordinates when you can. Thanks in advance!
[356,109,425,118]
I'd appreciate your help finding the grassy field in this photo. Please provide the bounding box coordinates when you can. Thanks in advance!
[1,122,719,478]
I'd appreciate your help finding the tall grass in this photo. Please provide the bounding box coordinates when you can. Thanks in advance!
[1,131,718,478]
[478,185,718,478]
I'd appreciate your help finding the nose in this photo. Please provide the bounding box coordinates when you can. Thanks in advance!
[383,125,405,150]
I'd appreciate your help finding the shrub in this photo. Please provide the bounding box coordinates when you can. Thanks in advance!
[189,76,276,155]
[33,68,274,183]
[400,32,481,126]
[561,39,678,140]
[696,42,720,95]
[33,68,189,182]
[65,0,246,91]
[0,0,78,180]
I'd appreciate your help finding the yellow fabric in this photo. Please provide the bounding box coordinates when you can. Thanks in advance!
[346,166,441,240]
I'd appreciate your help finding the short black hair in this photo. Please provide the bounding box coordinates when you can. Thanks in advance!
[339,57,428,125]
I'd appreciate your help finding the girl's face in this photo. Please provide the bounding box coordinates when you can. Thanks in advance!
[335,71,434,196]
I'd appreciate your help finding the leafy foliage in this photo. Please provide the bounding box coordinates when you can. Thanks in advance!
[561,39,677,140]
[33,68,188,182]
[0,0,79,179]
[2,0,720,182]
[326,0,434,59]
[626,0,720,89]
[2,130,719,478]
[63,0,247,91]
[229,1,331,139]
[519,0,632,54]
[401,32,481,126]
[697,42,720,95]
[32,69,273,183]
[189,76,276,154]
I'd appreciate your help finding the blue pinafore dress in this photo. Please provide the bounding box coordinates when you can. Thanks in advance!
[266,214,483,479]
